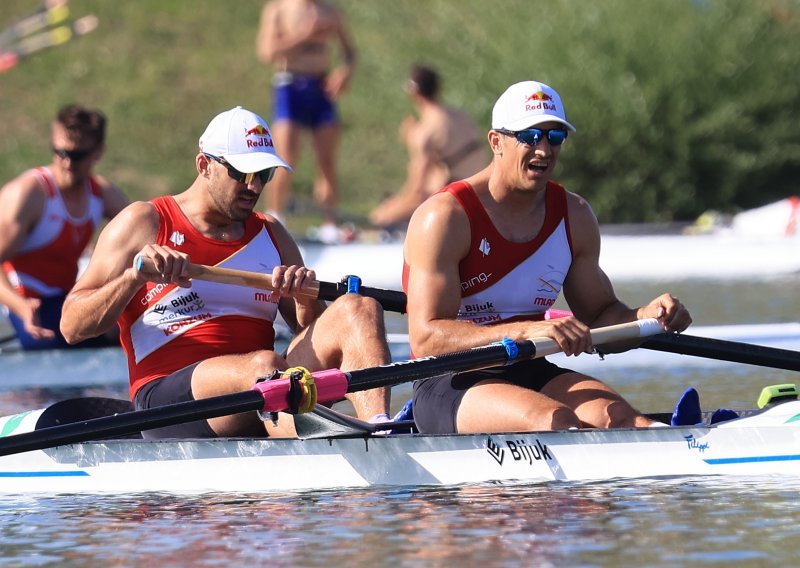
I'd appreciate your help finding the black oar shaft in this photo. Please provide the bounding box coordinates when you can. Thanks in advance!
[317,281,406,313]
[346,341,537,392]
[641,334,800,372]
[0,391,264,457]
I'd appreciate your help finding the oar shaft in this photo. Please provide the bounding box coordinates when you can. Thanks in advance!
[0,391,265,457]
[641,333,800,372]
[0,319,661,457]
[136,257,407,313]
[346,318,664,391]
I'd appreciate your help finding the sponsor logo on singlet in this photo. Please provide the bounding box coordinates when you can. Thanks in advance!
[478,237,491,256]
[461,272,493,291]
[169,231,185,246]
[254,291,279,304]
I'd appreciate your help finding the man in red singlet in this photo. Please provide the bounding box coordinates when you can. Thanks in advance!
[0,104,129,350]
[61,106,390,439]
[402,81,692,434]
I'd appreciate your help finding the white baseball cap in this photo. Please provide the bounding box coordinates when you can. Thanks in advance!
[491,81,576,132]
[198,106,292,173]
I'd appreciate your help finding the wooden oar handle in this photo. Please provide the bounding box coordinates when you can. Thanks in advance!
[532,318,665,358]
[135,256,321,300]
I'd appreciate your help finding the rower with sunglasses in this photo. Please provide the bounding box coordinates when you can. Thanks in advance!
[60,106,390,439]
[403,81,692,434]
[0,104,129,350]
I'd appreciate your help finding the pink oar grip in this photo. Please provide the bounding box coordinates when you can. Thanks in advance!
[251,369,349,413]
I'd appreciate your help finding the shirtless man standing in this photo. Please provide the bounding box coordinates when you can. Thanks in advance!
[257,0,356,241]
[0,104,128,349]
[370,65,487,231]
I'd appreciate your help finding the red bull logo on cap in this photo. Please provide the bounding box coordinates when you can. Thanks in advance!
[245,124,274,149]
[525,91,553,102]
[524,90,558,113]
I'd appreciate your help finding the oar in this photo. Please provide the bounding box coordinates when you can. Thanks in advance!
[135,257,407,313]
[639,334,800,372]
[0,318,663,457]
[135,259,800,370]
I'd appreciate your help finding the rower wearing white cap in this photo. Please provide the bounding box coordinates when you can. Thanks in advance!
[403,81,692,434]
[60,106,390,439]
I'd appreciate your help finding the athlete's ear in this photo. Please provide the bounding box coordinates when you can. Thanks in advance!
[488,130,503,156]
[196,153,212,177]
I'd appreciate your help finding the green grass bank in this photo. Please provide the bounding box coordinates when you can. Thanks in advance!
[2,0,799,230]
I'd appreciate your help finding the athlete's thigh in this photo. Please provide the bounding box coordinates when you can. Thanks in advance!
[540,372,626,408]
[457,379,568,433]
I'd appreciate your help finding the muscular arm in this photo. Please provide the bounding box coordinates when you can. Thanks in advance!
[562,192,691,345]
[405,191,593,358]
[269,217,326,333]
[60,202,159,343]
[0,174,53,337]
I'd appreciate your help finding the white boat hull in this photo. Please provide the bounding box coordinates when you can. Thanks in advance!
[3,401,800,494]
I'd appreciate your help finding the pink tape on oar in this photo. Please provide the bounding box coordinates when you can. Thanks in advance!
[545,309,572,320]
[252,368,349,413]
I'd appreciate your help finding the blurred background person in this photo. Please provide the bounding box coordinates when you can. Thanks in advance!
[0,103,129,350]
[369,64,487,232]
[257,0,356,243]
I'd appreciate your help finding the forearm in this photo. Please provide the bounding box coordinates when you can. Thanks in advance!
[0,274,27,317]
[295,299,326,330]
[411,316,555,357]
[61,267,142,343]
[346,387,390,421]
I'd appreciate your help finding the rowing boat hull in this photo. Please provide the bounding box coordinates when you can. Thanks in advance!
[3,401,800,494]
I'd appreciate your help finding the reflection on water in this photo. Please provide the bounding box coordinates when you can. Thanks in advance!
[2,479,800,565]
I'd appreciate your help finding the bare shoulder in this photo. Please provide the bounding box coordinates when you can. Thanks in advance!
[102,201,159,245]
[564,188,601,254]
[0,170,47,222]
[262,213,304,265]
[405,191,470,260]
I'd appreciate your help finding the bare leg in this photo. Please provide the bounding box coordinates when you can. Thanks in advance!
[190,350,298,438]
[457,379,582,433]
[267,119,304,218]
[541,372,655,428]
[310,122,340,224]
[286,294,391,419]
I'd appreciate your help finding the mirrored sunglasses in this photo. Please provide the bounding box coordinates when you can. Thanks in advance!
[497,127,569,147]
[204,153,276,185]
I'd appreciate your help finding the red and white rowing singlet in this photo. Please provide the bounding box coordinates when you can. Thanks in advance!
[2,167,103,298]
[403,180,573,325]
[119,196,284,398]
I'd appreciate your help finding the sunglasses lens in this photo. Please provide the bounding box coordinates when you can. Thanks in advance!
[547,129,568,145]
[53,147,92,161]
[517,129,543,146]
[259,168,276,184]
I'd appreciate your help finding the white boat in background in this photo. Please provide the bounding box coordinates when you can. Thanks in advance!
[300,226,800,290]
[2,398,800,494]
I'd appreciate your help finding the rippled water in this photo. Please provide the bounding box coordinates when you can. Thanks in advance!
[1,278,799,565]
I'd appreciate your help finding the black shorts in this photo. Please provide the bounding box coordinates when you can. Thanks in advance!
[412,358,573,434]
[133,362,217,439]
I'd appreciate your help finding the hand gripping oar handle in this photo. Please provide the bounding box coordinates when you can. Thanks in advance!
[0,319,662,457]
[135,257,407,313]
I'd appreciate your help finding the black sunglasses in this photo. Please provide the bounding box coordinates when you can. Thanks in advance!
[52,146,96,162]
[204,153,276,185]
[496,127,569,147]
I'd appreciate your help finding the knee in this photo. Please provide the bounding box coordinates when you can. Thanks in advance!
[247,350,288,381]
[521,405,581,431]
[327,294,385,329]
